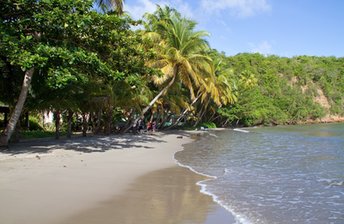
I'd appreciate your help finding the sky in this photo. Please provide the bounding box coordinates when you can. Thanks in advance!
[124,0,344,57]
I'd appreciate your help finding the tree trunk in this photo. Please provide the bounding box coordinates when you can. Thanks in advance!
[67,110,73,139]
[193,106,207,128]
[124,69,177,133]
[143,74,176,116]
[193,96,211,128]
[11,119,21,143]
[88,112,94,133]
[168,94,201,129]
[222,118,230,127]
[95,110,102,134]
[104,109,112,135]
[120,109,134,134]
[82,112,87,137]
[158,113,172,129]
[208,111,217,122]
[0,68,34,148]
[55,110,61,140]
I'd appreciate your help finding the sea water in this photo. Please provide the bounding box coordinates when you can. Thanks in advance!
[175,123,344,224]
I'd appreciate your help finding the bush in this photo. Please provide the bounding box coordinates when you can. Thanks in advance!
[200,122,217,129]
[20,130,55,139]
[28,117,44,131]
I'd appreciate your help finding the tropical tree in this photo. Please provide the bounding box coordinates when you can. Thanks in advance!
[169,50,239,128]
[127,6,213,129]
[96,0,125,14]
[0,0,148,146]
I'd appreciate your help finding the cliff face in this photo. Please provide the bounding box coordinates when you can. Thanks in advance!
[313,88,331,111]
[305,86,344,123]
[289,78,343,124]
[297,80,343,123]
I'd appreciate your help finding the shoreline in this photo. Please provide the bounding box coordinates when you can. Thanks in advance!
[302,115,344,124]
[0,131,236,224]
[58,166,235,224]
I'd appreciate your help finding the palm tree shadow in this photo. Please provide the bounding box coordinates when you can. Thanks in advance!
[2,134,167,155]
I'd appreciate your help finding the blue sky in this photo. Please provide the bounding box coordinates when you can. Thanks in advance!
[124,0,344,57]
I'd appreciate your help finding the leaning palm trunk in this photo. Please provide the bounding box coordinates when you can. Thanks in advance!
[194,109,207,127]
[193,101,209,128]
[0,68,35,148]
[158,113,172,129]
[142,74,176,116]
[167,93,201,129]
[222,118,230,127]
[124,72,177,133]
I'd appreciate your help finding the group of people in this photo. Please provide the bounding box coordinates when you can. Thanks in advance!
[136,119,156,133]
[146,121,156,132]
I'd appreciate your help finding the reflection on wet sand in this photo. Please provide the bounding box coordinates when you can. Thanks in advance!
[59,166,235,224]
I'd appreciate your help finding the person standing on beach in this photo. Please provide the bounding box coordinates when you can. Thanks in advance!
[147,121,152,132]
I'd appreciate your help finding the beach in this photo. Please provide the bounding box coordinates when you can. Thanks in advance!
[0,132,235,224]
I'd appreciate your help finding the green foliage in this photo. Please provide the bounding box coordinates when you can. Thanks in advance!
[28,117,44,131]
[218,53,342,126]
[20,130,58,139]
[200,122,217,129]
[1,0,152,117]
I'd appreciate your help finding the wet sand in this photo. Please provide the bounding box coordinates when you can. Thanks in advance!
[0,132,236,224]
[59,166,235,224]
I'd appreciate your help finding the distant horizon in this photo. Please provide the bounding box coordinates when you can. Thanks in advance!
[124,0,344,58]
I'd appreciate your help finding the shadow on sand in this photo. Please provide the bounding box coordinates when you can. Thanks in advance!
[1,132,177,155]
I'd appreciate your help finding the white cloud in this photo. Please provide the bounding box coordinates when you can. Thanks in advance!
[125,0,161,20]
[201,0,271,17]
[249,40,273,55]
[174,0,194,19]
[125,0,194,20]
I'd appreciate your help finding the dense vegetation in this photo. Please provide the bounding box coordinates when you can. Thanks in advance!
[218,54,344,126]
[1,1,343,145]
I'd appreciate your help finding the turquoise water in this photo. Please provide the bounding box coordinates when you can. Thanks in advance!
[176,123,344,224]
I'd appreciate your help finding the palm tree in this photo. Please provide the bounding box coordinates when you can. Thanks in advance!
[143,9,213,119]
[143,5,181,33]
[192,57,239,127]
[212,58,238,106]
[125,7,213,131]
[168,53,240,128]
[96,0,125,14]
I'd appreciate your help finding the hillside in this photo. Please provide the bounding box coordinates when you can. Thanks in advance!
[218,53,344,126]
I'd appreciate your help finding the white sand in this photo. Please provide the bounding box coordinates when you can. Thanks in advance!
[0,132,192,224]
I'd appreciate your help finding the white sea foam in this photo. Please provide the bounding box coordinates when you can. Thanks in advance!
[196,177,253,224]
[173,133,255,224]
[174,155,253,224]
[175,159,216,179]
[233,128,250,133]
